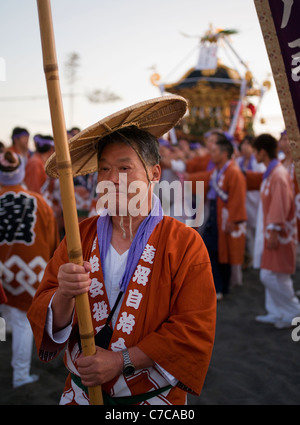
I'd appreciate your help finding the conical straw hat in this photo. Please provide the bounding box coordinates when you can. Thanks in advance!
[45,95,187,178]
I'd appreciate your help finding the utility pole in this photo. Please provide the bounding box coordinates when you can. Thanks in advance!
[64,52,80,128]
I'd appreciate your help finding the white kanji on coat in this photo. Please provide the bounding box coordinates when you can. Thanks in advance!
[116,312,135,335]
[89,255,100,273]
[92,301,108,322]
[89,278,104,298]
[141,244,156,264]
[132,265,150,286]
[111,337,127,352]
[126,289,143,310]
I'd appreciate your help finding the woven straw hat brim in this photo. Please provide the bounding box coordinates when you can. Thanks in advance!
[45,95,187,178]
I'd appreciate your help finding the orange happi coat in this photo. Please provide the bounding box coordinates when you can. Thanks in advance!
[25,153,47,194]
[27,215,216,405]
[260,163,297,275]
[215,161,247,264]
[245,170,263,191]
[186,153,212,173]
[188,161,247,265]
[0,185,59,311]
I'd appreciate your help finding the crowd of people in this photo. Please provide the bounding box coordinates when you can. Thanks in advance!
[0,115,300,402]
[158,128,300,326]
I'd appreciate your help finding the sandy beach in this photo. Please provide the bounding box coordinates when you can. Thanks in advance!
[1,267,300,405]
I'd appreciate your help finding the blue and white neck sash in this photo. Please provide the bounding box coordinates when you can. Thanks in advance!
[263,159,279,180]
[207,160,231,202]
[238,154,256,172]
[97,193,163,293]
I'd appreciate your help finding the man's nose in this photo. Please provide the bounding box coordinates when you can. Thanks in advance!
[107,168,120,184]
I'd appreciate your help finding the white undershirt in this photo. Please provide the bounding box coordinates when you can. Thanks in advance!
[46,244,128,338]
[103,244,128,328]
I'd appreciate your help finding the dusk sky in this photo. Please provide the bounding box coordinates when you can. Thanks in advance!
[0,0,285,146]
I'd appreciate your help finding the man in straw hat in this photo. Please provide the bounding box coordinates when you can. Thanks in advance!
[28,96,216,405]
[0,150,59,388]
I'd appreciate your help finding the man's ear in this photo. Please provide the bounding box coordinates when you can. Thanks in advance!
[151,164,161,182]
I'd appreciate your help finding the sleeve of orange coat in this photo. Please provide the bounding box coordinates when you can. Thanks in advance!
[186,155,210,173]
[186,170,212,195]
[137,231,216,396]
[34,192,60,258]
[25,160,46,193]
[27,237,70,360]
[47,201,60,257]
[41,194,60,257]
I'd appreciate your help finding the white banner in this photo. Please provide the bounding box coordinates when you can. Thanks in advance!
[196,43,218,70]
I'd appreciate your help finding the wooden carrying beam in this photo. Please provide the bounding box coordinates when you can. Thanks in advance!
[36,0,103,405]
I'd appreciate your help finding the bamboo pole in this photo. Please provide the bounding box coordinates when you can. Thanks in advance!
[36,0,103,405]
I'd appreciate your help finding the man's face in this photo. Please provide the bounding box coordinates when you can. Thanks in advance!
[178,138,190,154]
[15,134,29,152]
[97,142,160,216]
[240,140,253,157]
[206,133,218,152]
[254,148,265,163]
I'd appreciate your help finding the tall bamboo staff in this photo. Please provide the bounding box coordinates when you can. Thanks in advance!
[36,0,103,405]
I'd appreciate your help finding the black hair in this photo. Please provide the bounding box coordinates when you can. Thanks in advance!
[69,127,81,136]
[214,132,234,158]
[34,135,54,154]
[97,125,161,166]
[0,150,20,172]
[253,133,278,159]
